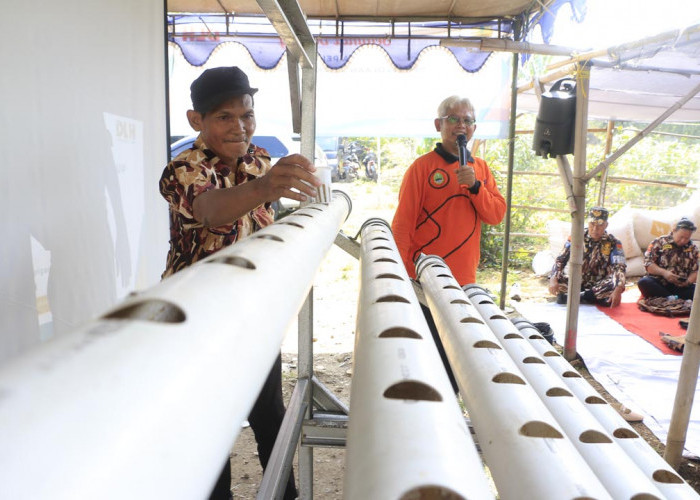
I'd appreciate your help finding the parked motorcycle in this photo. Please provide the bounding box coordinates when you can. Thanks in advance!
[363,151,378,181]
[338,141,362,182]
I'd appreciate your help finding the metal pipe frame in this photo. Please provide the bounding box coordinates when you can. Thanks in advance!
[344,219,493,500]
[508,317,699,500]
[463,285,686,499]
[415,255,610,499]
[258,378,309,500]
[0,193,351,500]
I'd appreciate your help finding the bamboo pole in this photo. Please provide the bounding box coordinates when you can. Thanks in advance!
[664,283,700,469]
[596,120,615,206]
[563,62,590,361]
[439,37,576,56]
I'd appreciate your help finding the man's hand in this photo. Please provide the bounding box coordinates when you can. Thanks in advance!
[609,286,624,308]
[257,154,320,202]
[548,275,559,296]
[455,164,476,188]
[665,270,687,287]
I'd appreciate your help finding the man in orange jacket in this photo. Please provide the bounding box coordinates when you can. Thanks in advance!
[392,95,506,391]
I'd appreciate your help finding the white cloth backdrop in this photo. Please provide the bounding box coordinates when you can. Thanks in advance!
[0,0,168,365]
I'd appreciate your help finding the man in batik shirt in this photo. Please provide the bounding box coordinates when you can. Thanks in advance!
[159,66,319,500]
[548,207,626,307]
[638,217,698,300]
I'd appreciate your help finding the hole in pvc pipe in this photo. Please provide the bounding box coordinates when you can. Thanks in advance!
[474,340,501,349]
[254,234,283,242]
[307,206,323,211]
[296,213,313,218]
[437,274,451,278]
[279,221,304,229]
[374,258,398,264]
[379,327,422,339]
[400,486,466,500]
[519,421,564,438]
[652,469,684,484]
[370,236,389,241]
[479,299,494,305]
[523,357,545,364]
[450,299,468,305]
[529,334,545,340]
[546,387,574,397]
[208,256,256,269]
[372,245,392,251]
[490,314,507,320]
[376,295,410,304]
[564,371,583,379]
[383,381,442,402]
[585,396,606,404]
[460,317,483,324]
[431,263,447,269]
[492,372,526,385]
[543,351,560,357]
[376,273,403,281]
[613,428,639,439]
[579,430,613,444]
[504,333,523,339]
[103,299,186,323]
[443,285,460,290]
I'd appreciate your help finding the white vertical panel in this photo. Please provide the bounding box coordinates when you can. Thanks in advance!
[0,0,168,364]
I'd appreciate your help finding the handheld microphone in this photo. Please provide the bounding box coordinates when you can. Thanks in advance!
[457,134,468,167]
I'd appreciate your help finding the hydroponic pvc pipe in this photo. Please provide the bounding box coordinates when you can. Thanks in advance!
[0,193,350,500]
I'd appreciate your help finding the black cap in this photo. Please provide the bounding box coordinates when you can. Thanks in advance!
[676,217,697,232]
[587,206,609,225]
[190,66,258,114]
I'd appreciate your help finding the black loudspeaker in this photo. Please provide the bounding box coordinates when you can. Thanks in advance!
[532,78,576,158]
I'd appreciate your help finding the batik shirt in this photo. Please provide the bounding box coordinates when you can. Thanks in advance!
[552,230,627,289]
[644,233,699,286]
[159,136,275,278]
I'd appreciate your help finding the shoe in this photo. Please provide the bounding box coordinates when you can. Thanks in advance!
[556,292,567,305]
[617,405,643,423]
[580,290,596,304]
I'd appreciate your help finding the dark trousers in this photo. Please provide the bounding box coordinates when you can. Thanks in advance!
[209,354,298,500]
[421,304,459,394]
[638,276,696,301]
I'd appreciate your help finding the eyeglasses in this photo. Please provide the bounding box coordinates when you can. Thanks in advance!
[440,115,476,126]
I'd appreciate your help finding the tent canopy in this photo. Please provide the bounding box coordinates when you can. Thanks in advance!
[517,25,700,122]
[168,0,700,124]
[168,0,574,22]
[167,0,582,71]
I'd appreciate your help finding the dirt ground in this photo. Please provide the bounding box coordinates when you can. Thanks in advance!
[225,182,700,498]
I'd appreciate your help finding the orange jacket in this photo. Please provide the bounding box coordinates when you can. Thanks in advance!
[391,147,506,285]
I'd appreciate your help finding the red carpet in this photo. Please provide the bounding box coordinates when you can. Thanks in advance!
[596,288,688,355]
